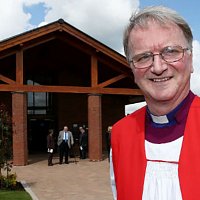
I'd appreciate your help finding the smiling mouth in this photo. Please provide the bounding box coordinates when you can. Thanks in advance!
[151,77,171,82]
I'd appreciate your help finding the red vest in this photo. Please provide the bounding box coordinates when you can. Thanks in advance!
[112,96,200,200]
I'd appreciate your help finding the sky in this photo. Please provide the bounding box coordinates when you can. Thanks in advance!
[0,0,200,113]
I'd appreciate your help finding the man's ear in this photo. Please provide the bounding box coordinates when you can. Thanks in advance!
[189,52,194,73]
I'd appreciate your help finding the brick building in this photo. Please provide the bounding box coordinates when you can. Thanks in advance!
[0,19,143,166]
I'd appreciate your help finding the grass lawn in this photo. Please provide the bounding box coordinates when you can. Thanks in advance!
[0,190,32,200]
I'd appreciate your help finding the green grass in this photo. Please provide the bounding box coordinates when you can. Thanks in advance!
[0,190,32,200]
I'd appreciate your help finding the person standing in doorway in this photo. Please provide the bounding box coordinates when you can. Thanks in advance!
[47,129,55,166]
[57,126,74,164]
[79,126,88,159]
[105,126,112,162]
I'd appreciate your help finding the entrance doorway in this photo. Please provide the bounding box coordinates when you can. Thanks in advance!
[28,118,55,153]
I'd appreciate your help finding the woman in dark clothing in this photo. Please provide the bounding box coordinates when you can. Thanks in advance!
[47,129,55,166]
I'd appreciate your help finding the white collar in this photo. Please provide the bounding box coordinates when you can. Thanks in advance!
[150,114,169,124]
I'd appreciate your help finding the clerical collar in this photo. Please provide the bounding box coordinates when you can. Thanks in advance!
[149,114,168,124]
[145,91,195,143]
[146,91,195,127]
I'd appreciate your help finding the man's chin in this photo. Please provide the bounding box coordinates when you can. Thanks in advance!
[146,92,175,102]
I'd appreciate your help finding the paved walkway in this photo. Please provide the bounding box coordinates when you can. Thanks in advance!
[13,154,114,200]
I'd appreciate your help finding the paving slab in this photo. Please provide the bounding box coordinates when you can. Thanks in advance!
[13,154,114,200]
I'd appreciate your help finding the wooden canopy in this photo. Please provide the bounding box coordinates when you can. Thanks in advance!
[0,18,141,96]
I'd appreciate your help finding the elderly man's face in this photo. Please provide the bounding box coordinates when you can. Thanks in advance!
[129,21,193,114]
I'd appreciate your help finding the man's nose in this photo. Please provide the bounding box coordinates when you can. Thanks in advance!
[150,54,167,74]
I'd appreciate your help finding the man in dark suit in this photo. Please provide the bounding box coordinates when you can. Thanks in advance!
[57,126,74,164]
[79,127,88,159]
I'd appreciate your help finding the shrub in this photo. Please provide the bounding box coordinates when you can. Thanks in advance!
[0,173,17,190]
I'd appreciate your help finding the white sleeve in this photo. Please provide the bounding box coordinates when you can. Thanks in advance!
[110,148,117,200]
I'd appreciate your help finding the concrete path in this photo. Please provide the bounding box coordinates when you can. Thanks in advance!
[13,154,114,200]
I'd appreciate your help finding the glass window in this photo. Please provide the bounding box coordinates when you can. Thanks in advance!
[27,80,52,115]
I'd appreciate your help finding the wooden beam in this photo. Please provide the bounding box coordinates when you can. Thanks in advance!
[91,54,98,87]
[98,74,127,88]
[0,84,142,95]
[16,49,23,84]
[58,34,94,56]
[98,56,130,75]
[0,24,60,52]
[62,25,128,66]
[0,74,16,84]
[0,36,57,60]
[21,36,56,51]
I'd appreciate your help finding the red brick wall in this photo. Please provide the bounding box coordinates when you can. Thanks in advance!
[12,92,28,166]
[88,94,102,160]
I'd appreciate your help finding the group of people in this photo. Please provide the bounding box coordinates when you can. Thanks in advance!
[46,125,88,166]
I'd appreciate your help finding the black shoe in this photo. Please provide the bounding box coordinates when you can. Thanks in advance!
[48,164,53,166]
[65,162,69,164]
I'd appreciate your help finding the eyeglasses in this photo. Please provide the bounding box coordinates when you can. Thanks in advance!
[129,46,190,69]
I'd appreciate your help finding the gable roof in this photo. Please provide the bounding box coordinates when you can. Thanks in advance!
[0,18,128,67]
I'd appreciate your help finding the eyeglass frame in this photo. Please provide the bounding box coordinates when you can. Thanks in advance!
[129,45,191,69]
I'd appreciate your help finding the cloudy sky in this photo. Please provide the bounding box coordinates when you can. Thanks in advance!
[0,0,200,113]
